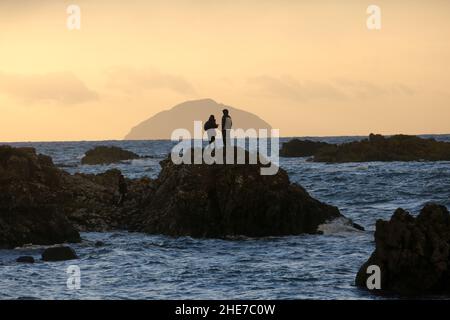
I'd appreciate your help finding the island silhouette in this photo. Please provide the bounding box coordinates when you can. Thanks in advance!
[124,98,272,140]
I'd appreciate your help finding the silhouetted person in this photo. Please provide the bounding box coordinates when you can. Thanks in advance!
[117,174,127,206]
[221,109,232,146]
[204,115,218,144]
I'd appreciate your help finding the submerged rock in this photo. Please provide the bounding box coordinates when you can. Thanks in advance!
[16,256,35,263]
[136,147,348,237]
[0,146,81,249]
[313,133,450,163]
[280,139,332,157]
[42,246,78,261]
[355,203,450,295]
[94,241,105,247]
[81,146,140,165]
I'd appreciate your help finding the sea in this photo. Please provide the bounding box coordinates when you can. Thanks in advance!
[1,135,450,300]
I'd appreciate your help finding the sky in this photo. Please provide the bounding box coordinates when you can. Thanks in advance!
[1,0,450,142]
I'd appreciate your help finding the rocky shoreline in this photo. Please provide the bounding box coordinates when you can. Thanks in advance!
[0,145,357,249]
[3,144,450,297]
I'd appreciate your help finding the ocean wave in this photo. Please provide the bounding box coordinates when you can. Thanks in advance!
[317,217,365,235]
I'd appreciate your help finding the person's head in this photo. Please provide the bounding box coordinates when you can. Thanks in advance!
[208,115,215,121]
[222,109,229,116]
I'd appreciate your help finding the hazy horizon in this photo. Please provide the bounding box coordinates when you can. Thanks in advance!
[2,0,450,142]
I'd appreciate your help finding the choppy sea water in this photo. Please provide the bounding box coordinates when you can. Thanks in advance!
[1,135,450,300]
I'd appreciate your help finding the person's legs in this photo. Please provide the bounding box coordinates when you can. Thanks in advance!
[222,130,227,146]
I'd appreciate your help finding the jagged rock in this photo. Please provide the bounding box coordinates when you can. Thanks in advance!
[16,256,35,263]
[313,134,450,163]
[42,246,78,261]
[81,146,140,165]
[61,169,156,231]
[137,147,348,237]
[0,145,157,248]
[280,139,332,157]
[0,146,81,249]
[355,203,450,295]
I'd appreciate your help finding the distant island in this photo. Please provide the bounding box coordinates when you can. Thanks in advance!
[124,98,272,140]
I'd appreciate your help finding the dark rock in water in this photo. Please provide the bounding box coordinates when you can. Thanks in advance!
[42,246,78,261]
[0,145,81,249]
[94,241,105,247]
[280,139,332,157]
[313,133,450,163]
[136,147,348,238]
[81,146,140,165]
[16,256,35,263]
[355,203,450,295]
[352,222,365,231]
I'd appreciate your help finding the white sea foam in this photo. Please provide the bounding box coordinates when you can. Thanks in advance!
[317,217,364,235]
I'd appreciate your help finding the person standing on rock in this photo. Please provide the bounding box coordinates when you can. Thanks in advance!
[221,109,232,147]
[117,174,127,206]
[204,115,219,144]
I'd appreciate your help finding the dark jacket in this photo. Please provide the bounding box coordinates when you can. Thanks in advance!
[204,119,218,131]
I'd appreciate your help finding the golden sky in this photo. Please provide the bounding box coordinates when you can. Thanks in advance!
[1,0,450,141]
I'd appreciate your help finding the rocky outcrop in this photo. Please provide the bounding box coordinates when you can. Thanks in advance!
[280,139,332,157]
[81,146,140,165]
[314,134,450,163]
[356,203,450,295]
[60,169,155,232]
[42,246,78,261]
[136,147,350,237]
[0,146,81,249]
[1,145,358,247]
[0,145,153,248]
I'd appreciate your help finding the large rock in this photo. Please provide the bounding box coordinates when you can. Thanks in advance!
[314,134,450,163]
[1,144,359,246]
[280,139,332,157]
[81,146,140,165]
[136,147,349,237]
[42,246,78,261]
[0,145,155,248]
[355,203,450,295]
[0,146,81,249]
